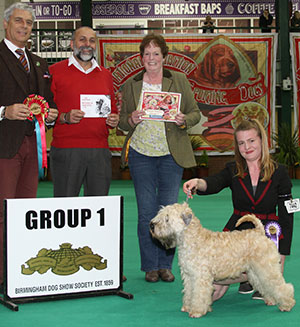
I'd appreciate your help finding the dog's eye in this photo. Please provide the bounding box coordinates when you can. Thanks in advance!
[165,215,169,223]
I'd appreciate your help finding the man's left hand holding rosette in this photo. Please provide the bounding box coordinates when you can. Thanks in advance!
[45,107,59,124]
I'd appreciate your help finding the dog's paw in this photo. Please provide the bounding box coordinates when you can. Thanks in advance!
[189,312,203,318]
[279,299,296,312]
[264,300,275,306]
[181,306,188,312]
[188,307,211,318]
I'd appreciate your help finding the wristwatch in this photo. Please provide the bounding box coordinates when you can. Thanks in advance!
[62,112,71,124]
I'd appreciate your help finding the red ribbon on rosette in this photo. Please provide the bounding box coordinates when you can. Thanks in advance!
[23,94,49,179]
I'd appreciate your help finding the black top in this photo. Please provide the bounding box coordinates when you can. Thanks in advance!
[203,21,215,33]
[291,16,300,31]
[259,13,273,32]
[197,162,294,255]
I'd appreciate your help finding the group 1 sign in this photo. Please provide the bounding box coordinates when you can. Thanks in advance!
[1,196,132,310]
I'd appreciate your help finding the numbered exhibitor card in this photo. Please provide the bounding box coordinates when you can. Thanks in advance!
[5,196,122,299]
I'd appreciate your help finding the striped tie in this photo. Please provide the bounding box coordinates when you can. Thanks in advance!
[15,48,29,72]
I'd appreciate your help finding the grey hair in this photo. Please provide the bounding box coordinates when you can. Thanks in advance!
[4,2,36,22]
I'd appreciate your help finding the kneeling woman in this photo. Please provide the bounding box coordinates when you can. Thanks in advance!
[183,119,294,300]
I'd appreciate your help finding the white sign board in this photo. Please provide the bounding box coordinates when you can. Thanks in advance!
[4,196,122,300]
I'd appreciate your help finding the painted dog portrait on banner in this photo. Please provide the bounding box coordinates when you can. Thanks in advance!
[98,34,276,153]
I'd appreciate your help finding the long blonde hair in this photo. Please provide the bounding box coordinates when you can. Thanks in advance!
[234,119,276,181]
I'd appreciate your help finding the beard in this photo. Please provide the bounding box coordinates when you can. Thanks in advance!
[73,45,96,62]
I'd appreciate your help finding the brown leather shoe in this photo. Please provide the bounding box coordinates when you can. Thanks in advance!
[145,270,159,282]
[158,269,175,282]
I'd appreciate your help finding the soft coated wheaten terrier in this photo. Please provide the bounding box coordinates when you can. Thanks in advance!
[150,202,295,318]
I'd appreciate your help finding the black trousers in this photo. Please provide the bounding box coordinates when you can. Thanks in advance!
[50,147,112,197]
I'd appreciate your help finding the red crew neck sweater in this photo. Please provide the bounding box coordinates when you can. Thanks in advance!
[49,60,117,148]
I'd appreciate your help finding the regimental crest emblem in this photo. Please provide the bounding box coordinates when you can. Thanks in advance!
[21,243,107,276]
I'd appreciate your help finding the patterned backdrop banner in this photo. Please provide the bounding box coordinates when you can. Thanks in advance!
[291,33,300,129]
[99,34,277,154]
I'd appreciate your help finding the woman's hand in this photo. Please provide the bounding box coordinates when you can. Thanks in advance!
[129,110,144,126]
[183,178,208,198]
[175,112,186,126]
[183,178,199,199]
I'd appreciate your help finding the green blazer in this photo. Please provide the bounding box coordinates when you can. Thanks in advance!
[119,69,201,168]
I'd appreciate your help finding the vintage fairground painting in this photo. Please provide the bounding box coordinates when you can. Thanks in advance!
[99,34,277,154]
[291,33,300,130]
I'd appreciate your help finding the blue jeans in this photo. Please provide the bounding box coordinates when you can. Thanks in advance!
[128,147,183,272]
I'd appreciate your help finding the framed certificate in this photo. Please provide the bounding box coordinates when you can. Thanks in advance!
[140,91,181,122]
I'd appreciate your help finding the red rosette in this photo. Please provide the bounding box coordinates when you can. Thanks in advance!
[23,94,50,174]
[23,94,49,121]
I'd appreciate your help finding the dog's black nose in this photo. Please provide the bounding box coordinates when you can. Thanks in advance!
[150,222,155,232]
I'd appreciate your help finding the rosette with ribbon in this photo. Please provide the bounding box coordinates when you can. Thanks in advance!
[265,222,282,249]
[23,94,49,179]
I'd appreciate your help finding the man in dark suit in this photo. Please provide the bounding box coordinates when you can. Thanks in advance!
[0,2,58,291]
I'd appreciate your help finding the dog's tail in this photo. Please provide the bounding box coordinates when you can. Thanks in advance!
[235,214,265,235]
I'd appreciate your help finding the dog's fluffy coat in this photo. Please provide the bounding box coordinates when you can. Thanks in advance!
[150,203,295,318]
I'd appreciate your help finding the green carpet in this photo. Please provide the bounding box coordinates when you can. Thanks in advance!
[1,180,299,326]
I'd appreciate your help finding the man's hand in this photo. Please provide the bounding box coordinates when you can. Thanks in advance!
[106,113,119,128]
[4,104,30,120]
[68,109,85,124]
[46,108,59,123]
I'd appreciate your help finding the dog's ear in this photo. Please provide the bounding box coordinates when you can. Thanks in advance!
[181,213,192,226]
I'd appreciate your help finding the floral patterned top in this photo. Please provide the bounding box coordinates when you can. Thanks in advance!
[130,81,170,156]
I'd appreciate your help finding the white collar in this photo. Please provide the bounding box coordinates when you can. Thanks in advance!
[4,38,26,57]
[68,54,101,74]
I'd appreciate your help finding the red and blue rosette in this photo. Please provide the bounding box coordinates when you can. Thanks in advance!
[265,222,282,250]
[23,94,49,179]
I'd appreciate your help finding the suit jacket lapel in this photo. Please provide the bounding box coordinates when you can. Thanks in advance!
[239,173,272,206]
[255,179,272,204]
[162,76,172,92]
[239,174,255,204]
[0,41,29,95]
[132,79,142,108]
[26,50,43,95]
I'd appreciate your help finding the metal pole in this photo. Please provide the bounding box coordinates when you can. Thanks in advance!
[276,0,292,126]
[80,0,92,27]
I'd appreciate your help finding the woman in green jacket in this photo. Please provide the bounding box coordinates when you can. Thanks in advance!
[119,34,200,283]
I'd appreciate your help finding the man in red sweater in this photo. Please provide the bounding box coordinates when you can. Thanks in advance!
[49,27,119,197]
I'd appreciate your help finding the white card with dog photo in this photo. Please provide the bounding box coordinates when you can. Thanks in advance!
[80,94,111,118]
